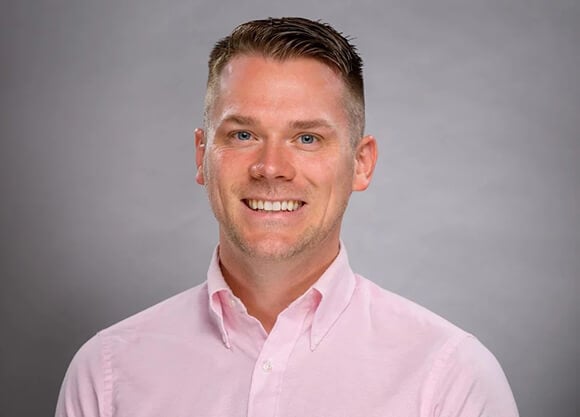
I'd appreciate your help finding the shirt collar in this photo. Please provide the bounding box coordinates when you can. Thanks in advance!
[308,242,356,350]
[206,248,234,349]
[206,242,356,351]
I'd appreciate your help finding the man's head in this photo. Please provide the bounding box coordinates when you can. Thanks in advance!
[204,17,365,146]
[195,17,377,263]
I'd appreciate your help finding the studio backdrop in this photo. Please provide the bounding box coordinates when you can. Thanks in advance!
[1,1,578,416]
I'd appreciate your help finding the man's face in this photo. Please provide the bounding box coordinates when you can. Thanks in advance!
[196,55,375,261]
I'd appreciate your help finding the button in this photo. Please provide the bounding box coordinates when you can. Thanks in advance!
[261,360,272,372]
[229,297,235,307]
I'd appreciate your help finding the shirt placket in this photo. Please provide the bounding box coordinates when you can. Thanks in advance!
[246,300,311,417]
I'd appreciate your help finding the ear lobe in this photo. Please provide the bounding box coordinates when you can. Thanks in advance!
[352,135,378,191]
[194,128,206,185]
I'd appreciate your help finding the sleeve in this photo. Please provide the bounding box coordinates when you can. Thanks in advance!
[55,332,107,417]
[425,334,519,417]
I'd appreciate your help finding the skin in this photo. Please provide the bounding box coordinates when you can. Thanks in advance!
[195,55,377,332]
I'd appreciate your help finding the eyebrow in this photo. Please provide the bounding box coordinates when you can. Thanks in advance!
[288,119,334,131]
[221,114,258,126]
[221,114,334,131]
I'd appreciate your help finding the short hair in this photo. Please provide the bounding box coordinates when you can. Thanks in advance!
[204,17,365,145]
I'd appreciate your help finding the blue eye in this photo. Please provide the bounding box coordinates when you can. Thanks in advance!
[235,131,252,141]
[299,134,316,144]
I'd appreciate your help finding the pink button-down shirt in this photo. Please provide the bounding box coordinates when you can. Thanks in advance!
[56,246,518,417]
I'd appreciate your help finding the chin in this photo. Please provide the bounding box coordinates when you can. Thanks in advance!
[223,223,339,262]
[232,233,315,261]
[245,240,303,261]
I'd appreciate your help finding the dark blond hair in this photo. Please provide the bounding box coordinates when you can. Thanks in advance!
[204,17,365,145]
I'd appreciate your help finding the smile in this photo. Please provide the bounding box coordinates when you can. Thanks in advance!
[244,199,304,212]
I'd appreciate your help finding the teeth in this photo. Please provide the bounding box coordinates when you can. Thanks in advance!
[246,200,302,212]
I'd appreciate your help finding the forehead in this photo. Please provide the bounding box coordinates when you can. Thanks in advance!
[209,55,349,126]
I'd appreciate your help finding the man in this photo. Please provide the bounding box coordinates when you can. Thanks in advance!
[56,17,519,416]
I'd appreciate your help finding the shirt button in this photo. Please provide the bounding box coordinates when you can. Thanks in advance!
[261,360,273,372]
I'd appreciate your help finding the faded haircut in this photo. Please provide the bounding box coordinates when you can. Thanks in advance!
[204,17,365,146]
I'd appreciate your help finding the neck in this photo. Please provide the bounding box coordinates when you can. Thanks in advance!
[218,240,340,333]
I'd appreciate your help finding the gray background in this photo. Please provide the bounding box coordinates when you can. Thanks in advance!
[1,0,578,416]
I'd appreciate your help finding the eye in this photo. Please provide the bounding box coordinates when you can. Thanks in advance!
[298,134,317,145]
[235,131,252,141]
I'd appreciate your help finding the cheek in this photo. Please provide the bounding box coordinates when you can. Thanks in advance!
[205,150,233,182]
[316,153,355,183]
[205,152,248,199]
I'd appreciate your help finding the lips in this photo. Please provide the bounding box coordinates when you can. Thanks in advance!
[244,199,304,212]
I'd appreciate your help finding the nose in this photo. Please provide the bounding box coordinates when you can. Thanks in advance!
[249,140,296,181]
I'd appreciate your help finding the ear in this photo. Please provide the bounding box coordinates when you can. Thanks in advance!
[352,135,378,191]
[194,128,206,185]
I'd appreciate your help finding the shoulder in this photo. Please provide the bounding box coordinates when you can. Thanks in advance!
[351,275,518,416]
[89,282,221,360]
[100,282,210,338]
[351,274,467,345]
[55,283,213,416]
[423,334,520,416]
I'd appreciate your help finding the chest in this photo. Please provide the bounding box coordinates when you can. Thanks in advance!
[110,334,428,417]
